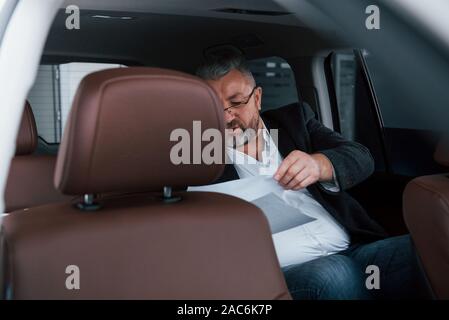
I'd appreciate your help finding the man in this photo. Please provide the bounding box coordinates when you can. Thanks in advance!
[196,50,430,299]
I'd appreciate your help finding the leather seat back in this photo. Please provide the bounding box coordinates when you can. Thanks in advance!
[403,138,449,299]
[4,101,71,212]
[1,68,291,299]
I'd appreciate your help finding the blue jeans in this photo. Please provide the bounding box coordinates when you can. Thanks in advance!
[282,235,432,299]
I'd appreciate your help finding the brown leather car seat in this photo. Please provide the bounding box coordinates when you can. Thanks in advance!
[4,101,71,212]
[403,138,449,299]
[0,68,290,299]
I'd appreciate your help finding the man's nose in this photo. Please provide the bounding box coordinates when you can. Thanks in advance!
[224,110,235,123]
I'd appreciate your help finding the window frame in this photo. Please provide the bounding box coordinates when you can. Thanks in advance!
[323,52,341,133]
[325,49,390,172]
[354,49,390,172]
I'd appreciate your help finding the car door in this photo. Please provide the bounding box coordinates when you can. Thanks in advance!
[325,49,447,236]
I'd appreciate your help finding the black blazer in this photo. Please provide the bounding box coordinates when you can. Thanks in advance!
[215,102,388,244]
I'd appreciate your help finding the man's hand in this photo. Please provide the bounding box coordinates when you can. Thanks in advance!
[274,150,334,190]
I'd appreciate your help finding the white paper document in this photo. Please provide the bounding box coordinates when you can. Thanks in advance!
[188,176,316,233]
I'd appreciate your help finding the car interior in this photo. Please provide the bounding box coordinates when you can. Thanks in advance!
[1,0,449,300]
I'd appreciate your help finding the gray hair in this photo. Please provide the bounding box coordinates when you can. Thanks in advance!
[196,50,255,86]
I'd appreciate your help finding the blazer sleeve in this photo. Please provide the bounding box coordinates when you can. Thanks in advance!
[303,103,375,191]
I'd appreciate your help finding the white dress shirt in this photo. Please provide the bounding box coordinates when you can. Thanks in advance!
[226,125,350,267]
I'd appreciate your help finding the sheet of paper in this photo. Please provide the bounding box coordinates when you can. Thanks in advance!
[251,193,315,233]
[188,176,315,233]
[188,175,280,201]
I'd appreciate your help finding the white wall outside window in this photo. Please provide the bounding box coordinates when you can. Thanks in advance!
[27,62,124,143]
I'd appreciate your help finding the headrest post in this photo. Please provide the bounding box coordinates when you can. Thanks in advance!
[162,186,182,204]
[76,194,101,211]
[84,194,94,205]
[163,186,172,199]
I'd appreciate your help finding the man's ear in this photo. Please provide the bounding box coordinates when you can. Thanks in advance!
[256,86,262,111]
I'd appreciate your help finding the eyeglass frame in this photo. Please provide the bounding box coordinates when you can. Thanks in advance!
[223,86,259,113]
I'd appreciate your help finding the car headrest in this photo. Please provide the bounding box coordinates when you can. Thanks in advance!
[54,67,225,196]
[15,101,38,156]
[434,137,449,167]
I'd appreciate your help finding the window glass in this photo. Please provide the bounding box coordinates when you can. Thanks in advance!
[333,49,447,132]
[247,56,299,112]
[362,50,445,131]
[27,62,125,143]
[330,51,357,141]
[329,50,386,171]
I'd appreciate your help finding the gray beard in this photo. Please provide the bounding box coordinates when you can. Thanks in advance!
[227,116,261,149]
[232,126,260,149]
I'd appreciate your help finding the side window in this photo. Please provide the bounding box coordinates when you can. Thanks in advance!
[329,49,445,176]
[330,52,357,141]
[247,56,299,112]
[27,62,125,144]
[362,50,446,175]
[328,50,386,171]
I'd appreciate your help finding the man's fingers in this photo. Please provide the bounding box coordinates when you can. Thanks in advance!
[274,151,306,181]
[273,153,297,181]
[273,150,321,190]
[278,160,305,186]
[285,169,309,190]
[292,176,316,190]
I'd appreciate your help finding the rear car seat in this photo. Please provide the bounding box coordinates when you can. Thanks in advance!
[0,68,291,299]
[403,138,449,299]
[4,101,71,212]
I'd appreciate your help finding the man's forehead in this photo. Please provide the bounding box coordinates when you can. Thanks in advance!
[224,82,249,100]
[208,69,252,99]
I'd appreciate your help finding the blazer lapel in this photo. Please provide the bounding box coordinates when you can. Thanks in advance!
[262,114,301,158]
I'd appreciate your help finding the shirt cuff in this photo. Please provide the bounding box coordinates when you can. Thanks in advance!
[319,164,340,192]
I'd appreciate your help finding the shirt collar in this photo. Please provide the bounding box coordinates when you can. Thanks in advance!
[226,120,282,173]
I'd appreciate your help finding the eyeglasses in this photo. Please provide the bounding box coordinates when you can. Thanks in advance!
[224,86,258,113]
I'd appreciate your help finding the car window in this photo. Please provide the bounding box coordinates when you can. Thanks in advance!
[27,62,125,143]
[247,56,299,112]
[329,48,447,177]
[329,51,357,141]
[328,49,386,171]
[335,50,448,134]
